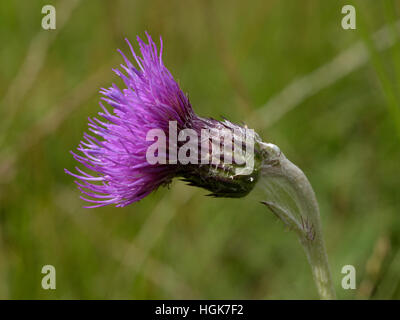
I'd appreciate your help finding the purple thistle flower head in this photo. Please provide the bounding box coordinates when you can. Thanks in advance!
[66,32,264,208]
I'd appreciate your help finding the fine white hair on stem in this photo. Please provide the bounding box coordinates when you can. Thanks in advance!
[258,144,336,299]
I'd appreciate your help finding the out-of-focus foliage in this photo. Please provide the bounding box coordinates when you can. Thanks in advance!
[0,0,399,299]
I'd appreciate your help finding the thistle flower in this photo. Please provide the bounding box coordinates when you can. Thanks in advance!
[65,33,263,208]
[66,32,336,299]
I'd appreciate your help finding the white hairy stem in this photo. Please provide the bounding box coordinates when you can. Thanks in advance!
[259,143,336,300]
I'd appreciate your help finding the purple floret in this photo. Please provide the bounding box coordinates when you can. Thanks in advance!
[65,32,196,207]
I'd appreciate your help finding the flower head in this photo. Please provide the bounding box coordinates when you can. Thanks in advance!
[66,33,263,208]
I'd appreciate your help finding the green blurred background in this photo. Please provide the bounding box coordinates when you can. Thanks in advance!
[0,0,399,299]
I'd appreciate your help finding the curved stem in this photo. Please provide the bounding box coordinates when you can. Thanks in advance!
[259,145,336,299]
